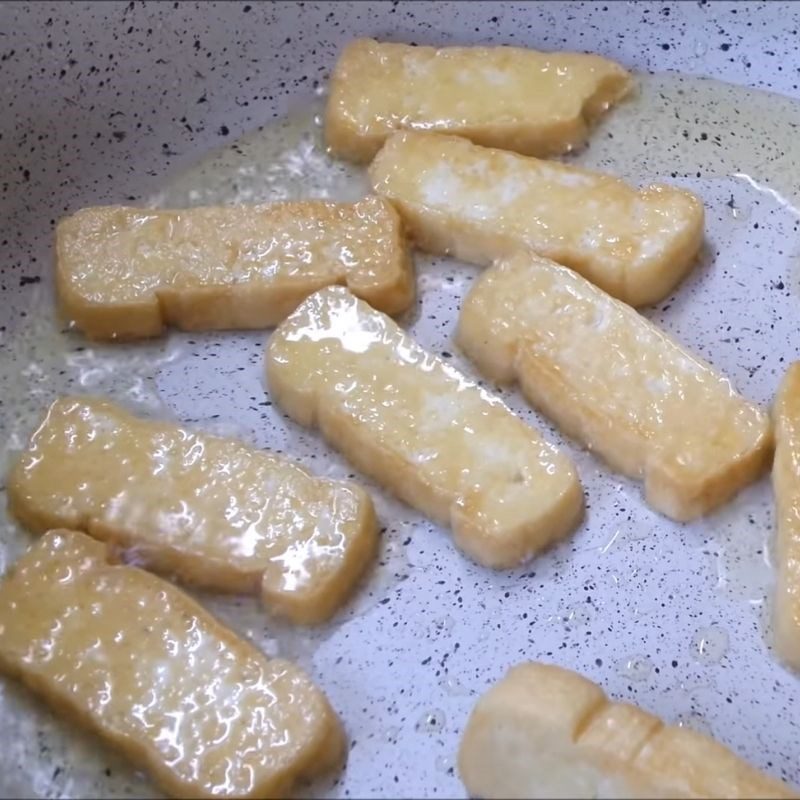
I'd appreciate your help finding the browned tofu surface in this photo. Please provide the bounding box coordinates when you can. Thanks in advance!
[457,252,772,521]
[57,196,414,339]
[459,662,796,799]
[267,287,583,569]
[0,530,345,799]
[370,131,704,307]
[8,396,378,624]
[326,39,632,162]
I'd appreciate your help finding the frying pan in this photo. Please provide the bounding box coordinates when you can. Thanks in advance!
[2,2,799,797]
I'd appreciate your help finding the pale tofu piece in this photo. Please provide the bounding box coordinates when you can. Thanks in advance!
[325,38,632,162]
[56,196,414,340]
[459,662,796,799]
[772,363,800,669]
[457,252,771,521]
[7,396,377,625]
[266,286,583,569]
[370,131,704,307]
[0,530,345,799]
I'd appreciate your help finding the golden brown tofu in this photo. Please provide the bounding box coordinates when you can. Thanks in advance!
[370,131,704,307]
[458,662,796,799]
[0,530,345,799]
[7,396,377,624]
[266,286,583,569]
[457,252,772,521]
[772,363,800,669]
[325,38,632,162]
[56,196,414,340]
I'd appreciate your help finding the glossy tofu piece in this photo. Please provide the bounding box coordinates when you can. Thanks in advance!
[370,131,704,307]
[57,196,414,340]
[325,39,632,162]
[266,286,583,569]
[458,662,796,799]
[7,396,377,624]
[0,530,345,799]
[772,364,800,669]
[457,252,771,521]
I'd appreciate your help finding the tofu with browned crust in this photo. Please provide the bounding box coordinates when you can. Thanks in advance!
[459,662,797,799]
[266,286,583,569]
[8,396,377,624]
[326,39,632,162]
[57,196,414,340]
[0,530,345,799]
[772,363,800,669]
[370,131,704,307]
[457,251,771,521]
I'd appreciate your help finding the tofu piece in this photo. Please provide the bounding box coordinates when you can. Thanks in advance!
[0,530,345,799]
[369,131,704,307]
[772,363,800,669]
[7,396,377,625]
[325,38,632,162]
[458,662,796,799]
[457,252,771,521]
[56,196,414,340]
[266,286,583,569]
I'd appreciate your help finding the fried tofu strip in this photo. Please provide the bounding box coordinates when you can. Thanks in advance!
[459,662,796,799]
[266,286,583,569]
[370,131,703,307]
[457,252,771,521]
[8,396,377,624]
[0,530,345,799]
[326,38,632,162]
[772,363,800,669]
[57,196,414,339]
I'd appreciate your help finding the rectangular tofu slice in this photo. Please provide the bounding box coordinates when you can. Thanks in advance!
[56,196,414,340]
[325,38,632,162]
[0,530,344,799]
[369,131,704,307]
[457,251,771,521]
[7,396,377,624]
[266,286,583,569]
[458,662,796,799]
[772,363,800,669]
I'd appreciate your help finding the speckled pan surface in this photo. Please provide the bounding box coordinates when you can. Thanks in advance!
[2,2,800,798]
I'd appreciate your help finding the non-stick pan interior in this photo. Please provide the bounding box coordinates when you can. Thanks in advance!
[2,3,800,797]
